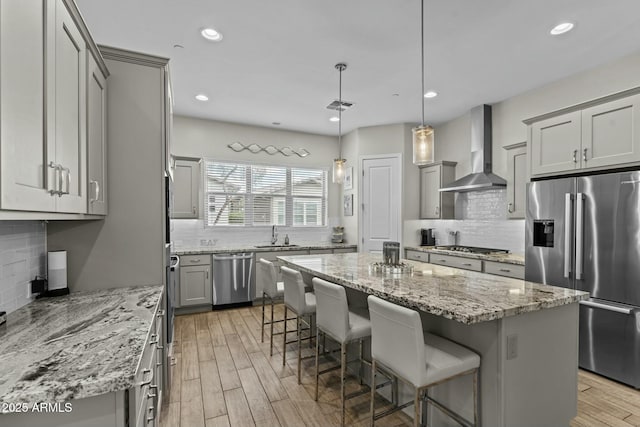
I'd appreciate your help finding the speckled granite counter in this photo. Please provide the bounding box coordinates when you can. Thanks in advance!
[279,253,586,324]
[174,243,357,255]
[0,285,163,403]
[405,246,525,265]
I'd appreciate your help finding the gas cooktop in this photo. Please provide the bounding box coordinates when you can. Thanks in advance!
[433,245,509,255]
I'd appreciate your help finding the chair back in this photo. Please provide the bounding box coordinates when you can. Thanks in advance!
[313,278,349,343]
[258,258,278,297]
[281,266,306,313]
[367,295,426,384]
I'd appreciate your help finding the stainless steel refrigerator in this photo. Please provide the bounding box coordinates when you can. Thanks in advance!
[525,170,640,389]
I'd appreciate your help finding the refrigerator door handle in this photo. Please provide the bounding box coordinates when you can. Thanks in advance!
[580,299,633,315]
[576,192,584,280]
[564,193,573,278]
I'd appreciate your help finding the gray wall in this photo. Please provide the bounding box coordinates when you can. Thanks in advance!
[339,122,420,247]
[47,56,166,291]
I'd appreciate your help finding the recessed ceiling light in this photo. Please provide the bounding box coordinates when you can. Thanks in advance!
[550,22,574,35]
[329,116,340,122]
[201,28,223,41]
[195,94,209,101]
[424,91,438,98]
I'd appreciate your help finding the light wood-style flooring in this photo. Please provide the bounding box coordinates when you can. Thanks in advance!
[160,304,640,427]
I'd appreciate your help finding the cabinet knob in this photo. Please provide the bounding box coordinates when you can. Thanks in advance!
[435,206,439,216]
[507,202,514,213]
[192,206,196,214]
[583,148,588,162]
[572,149,578,163]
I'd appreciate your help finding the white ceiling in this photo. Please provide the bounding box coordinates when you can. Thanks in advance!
[76,0,640,136]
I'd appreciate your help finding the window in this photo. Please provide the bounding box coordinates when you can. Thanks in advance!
[204,160,327,227]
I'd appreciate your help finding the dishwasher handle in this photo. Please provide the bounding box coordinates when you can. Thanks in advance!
[213,253,254,261]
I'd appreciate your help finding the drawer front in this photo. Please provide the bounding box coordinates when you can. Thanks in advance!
[181,254,211,266]
[405,250,429,263]
[430,254,482,271]
[484,261,525,279]
[333,247,356,253]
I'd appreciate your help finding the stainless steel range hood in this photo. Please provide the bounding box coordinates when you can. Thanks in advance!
[439,104,506,192]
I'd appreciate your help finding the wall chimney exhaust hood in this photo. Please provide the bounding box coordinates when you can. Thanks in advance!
[439,104,506,193]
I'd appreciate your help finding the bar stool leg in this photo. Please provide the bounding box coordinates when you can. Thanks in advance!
[297,315,302,384]
[261,293,266,343]
[314,329,321,401]
[340,341,347,426]
[282,306,288,366]
[269,296,275,356]
[473,369,480,427]
[359,339,364,386]
[421,389,429,427]
[370,359,377,427]
[413,388,420,427]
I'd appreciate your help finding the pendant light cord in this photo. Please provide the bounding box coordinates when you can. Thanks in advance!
[338,65,343,158]
[421,0,425,128]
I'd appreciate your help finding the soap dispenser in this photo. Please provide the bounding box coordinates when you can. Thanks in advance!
[284,234,290,245]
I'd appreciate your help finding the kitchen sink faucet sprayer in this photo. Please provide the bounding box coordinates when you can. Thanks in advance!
[271,225,278,245]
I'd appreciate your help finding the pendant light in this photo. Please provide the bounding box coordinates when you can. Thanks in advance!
[333,63,347,184]
[412,0,435,165]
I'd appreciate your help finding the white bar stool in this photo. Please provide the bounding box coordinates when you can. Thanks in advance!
[258,258,294,356]
[281,265,317,384]
[367,295,481,427]
[312,277,371,427]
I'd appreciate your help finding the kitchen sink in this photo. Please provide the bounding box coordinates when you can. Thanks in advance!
[254,244,299,248]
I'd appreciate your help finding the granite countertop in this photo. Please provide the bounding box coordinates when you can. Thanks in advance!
[0,285,163,404]
[405,246,525,266]
[174,242,357,255]
[278,253,587,325]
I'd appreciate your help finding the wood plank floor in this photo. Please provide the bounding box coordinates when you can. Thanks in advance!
[160,304,640,427]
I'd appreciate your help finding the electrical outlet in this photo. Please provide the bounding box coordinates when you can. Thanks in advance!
[506,334,518,360]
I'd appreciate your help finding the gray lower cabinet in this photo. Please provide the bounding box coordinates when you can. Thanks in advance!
[484,260,525,279]
[179,264,212,307]
[405,249,429,263]
[429,254,483,272]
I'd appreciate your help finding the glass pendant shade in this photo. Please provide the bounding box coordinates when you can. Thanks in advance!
[412,125,434,165]
[332,158,346,184]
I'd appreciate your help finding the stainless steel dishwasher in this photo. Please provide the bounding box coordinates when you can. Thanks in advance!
[212,253,254,306]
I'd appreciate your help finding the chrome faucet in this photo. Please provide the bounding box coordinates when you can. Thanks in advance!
[271,225,278,245]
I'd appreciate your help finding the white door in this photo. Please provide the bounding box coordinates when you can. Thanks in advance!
[361,155,401,254]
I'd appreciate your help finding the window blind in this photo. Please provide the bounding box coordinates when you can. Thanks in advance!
[204,160,327,227]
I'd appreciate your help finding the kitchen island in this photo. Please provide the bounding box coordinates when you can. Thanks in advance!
[279,253,588,427]
[0,285,165,427]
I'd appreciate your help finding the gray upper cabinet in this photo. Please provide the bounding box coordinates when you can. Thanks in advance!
[173,159,200,219]
[529,111,581,176]
[504,142,527,219]
[419,161,456,219]
[0,0,55,212]
[87,53,108,215]
[0,0,107,216]
[50,0,87,213]
[581,94,640,169]
[528,91,640,177]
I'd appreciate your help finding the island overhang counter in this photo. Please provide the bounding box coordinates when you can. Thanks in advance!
[278,252,588,427]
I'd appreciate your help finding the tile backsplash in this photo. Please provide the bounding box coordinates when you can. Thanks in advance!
[0,221,46,315]
[171,218,337,249]
[404,189,526,255]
